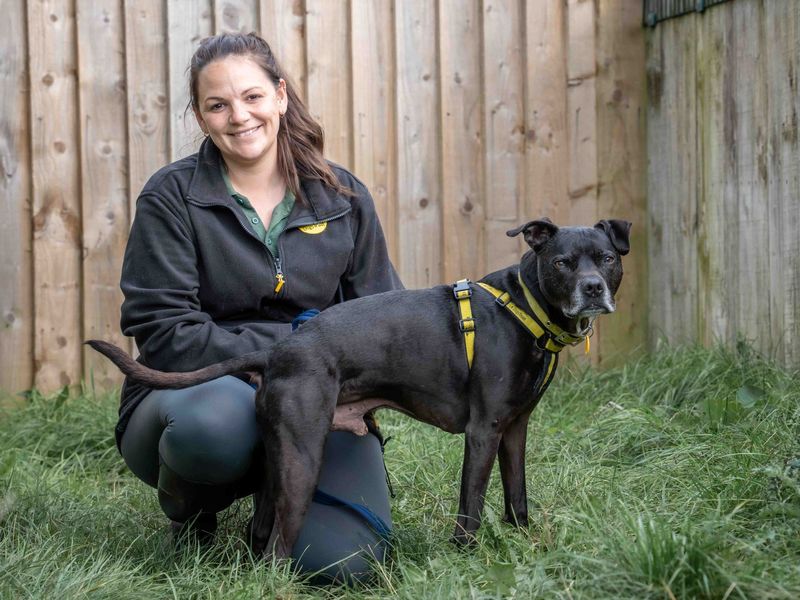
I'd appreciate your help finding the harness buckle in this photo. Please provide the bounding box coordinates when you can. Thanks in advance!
[495,293,510,307]
[453,279,472,300]
[459,317,476,333]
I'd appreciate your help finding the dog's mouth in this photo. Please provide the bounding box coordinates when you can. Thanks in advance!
[564,301,615,321]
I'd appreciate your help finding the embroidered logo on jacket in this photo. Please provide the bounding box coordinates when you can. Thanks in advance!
[299,222,327,234]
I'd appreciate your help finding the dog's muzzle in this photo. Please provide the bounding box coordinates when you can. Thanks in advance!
[565,275,616,319]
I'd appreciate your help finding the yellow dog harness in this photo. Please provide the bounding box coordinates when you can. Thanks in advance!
[452,275,593,396]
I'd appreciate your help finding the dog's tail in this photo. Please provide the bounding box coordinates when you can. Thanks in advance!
[85,340,267,389]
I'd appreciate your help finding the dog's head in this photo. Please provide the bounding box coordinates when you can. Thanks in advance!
[508,218,631,323]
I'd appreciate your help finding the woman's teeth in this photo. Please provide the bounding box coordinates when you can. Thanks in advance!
[233,126,260,137]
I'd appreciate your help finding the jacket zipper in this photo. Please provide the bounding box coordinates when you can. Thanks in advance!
[273,210,351,296]
[273,255,285,293]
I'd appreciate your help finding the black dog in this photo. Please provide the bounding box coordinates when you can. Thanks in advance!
[89,218,631,557]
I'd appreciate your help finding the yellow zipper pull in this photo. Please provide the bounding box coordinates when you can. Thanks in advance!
[274,257,285,293]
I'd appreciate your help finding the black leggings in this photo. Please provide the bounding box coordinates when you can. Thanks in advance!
[120,375,391,582]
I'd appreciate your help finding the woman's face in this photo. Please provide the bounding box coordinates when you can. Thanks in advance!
[193,55,286,170]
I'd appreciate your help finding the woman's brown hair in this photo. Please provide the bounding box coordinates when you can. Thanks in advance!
[187,32,352,198]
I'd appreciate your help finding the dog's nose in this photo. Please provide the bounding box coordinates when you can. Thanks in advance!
[581,277,605,299]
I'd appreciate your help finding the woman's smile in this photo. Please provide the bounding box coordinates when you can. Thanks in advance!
[193,55,286,169]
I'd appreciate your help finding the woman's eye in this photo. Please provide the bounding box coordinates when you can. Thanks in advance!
[209,103,224,111]
[247,94,262,101]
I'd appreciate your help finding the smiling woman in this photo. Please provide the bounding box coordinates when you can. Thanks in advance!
[113,32,403,584]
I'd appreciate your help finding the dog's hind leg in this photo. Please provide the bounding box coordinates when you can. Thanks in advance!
[250,380,336,559]
[452,421,502,545]
[498,409,532,527]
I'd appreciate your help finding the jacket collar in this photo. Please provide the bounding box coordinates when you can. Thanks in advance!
[186,138,351,224]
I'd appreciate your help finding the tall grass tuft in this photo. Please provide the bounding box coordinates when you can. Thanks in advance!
[2,343,799,598]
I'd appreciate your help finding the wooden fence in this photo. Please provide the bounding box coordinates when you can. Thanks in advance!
[0,0,647,395]
[646,0,800,367]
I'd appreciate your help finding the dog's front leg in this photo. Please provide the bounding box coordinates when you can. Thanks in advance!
[453,423,502,545]
[498,409,532,527]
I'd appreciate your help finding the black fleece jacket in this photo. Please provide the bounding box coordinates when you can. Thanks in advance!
[116,138,402,448]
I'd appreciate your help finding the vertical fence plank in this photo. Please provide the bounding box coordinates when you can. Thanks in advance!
[167,1,213,160]
[524,0,569,226]
[646,17,698,348]
[483,0,524,272]
[305,0,350,166]
[764,2,800,366]
[350,0,397,261]
[440,0,484,282]
[595,0,647,364]
[395,1,441,287]
[697,3,736,347]
[125,0,169,216]
[0,0,33,394]
[214,0,257,34]
[259,0,307,100]
[566,0,598,225]
[28,0,83,390]
[730,2,770,354]
[77,0,129,388]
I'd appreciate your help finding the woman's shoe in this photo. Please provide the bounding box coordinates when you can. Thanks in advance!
[169,512,218,547]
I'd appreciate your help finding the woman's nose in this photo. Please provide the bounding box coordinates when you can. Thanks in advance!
[228,101,250,124]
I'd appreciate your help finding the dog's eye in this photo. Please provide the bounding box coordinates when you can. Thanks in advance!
[603,255,616,264]
[554,259,566,269]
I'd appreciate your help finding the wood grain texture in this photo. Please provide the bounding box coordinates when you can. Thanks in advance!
[764,1,800,366]
[524,0,569,226]
[730,2,770,353]
[483,0,524,273]
[594,0,647,366]
[395,1,441,288]
[697,4,735,348]
[0,0,33,394]
[214,0,258,34]
[28,0,83,390]
[259,0,307,100]
[566,0,598,225]
[125,0,169,214]
[77,0,129,387]
[305,0,350,166]
[350,0,397,262]
[167,0,212,160]
[646,17,698,348]
[440,0,484,282]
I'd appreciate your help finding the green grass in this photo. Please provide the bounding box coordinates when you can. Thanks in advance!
[2,344,799,599]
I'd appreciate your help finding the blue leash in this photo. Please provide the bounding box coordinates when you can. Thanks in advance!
[312,488,392,541]
[291,309,320,331]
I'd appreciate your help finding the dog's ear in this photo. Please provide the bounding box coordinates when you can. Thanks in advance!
[594,219,632,255]
[507,218,558,253]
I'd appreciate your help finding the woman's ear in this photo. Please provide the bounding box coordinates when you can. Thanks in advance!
[277,79,288,115]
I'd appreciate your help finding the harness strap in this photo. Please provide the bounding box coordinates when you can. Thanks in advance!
[517,273,584,346]
[474,282,566,353]
[453,279,476,369]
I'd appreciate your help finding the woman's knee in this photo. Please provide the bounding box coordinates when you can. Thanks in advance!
[157,376,260,485]
[291,431,393,583]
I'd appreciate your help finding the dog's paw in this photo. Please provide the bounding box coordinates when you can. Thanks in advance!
[502,512,529,528]
[451,529,479,547]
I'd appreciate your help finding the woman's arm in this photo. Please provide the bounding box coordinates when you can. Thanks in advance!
[340,183,404,300]
[120,192,291,372]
